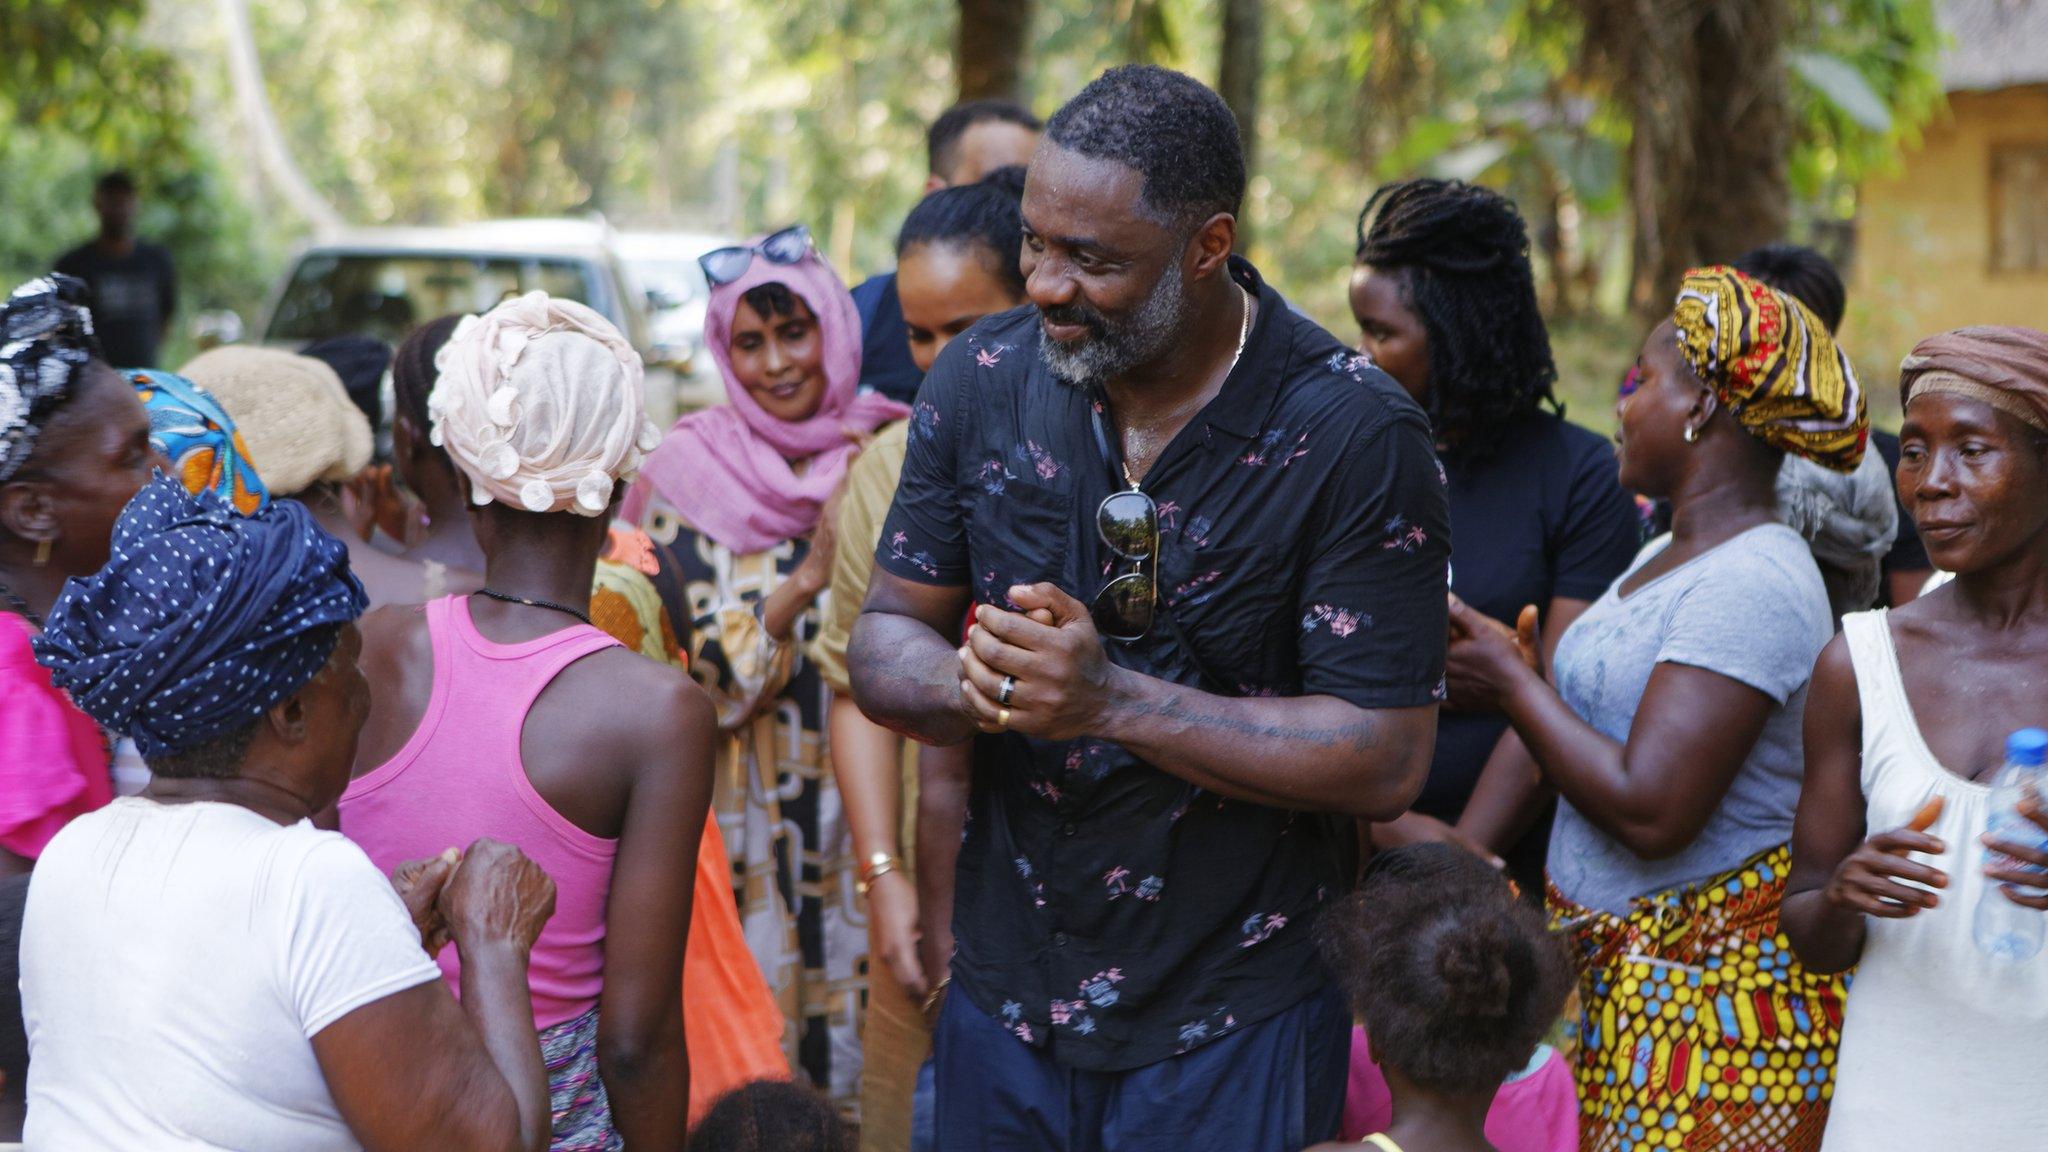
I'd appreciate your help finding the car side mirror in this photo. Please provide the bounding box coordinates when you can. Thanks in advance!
[645,287,687,313]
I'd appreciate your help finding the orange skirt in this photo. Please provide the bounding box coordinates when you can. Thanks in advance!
[684,815,790,1123]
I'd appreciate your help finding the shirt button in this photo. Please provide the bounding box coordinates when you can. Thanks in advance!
[1053,932,1069,948]
[1061,822,1077,838]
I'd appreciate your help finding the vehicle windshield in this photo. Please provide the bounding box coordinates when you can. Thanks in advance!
[265,253,601,344]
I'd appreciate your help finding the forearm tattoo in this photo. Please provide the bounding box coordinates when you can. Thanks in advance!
[1125,687,1383,755]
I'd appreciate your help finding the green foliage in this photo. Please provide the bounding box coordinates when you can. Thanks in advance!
[1786,0,1947,210]
[0,0,277,355]
[0,0,1951,349]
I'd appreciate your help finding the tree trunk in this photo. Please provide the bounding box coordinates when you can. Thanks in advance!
[1578,0,1791,319]
[215,0,342,234]
[956,0,1034,103]
[1219,0,1263,185]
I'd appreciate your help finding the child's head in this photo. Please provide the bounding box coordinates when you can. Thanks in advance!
[691,1079,854,1152]
[1318,844,1571,1096]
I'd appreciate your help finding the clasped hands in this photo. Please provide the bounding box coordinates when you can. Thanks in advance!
[1443,594,1543,713]
[957,582,1123,742]
[390,838,558,960]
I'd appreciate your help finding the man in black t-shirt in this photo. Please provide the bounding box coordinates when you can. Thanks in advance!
[852,100,1042,403]
[54,172,177,369]
[848,67,1447,1151]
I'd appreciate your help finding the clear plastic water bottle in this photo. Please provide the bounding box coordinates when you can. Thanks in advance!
[1972,727,2048,961]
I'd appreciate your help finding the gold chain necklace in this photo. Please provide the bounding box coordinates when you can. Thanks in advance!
[1121,284,1253,491]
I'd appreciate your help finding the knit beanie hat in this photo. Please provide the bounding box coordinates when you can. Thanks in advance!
[178,345,374,497]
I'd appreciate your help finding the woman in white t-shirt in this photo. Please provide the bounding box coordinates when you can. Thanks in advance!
[20,477,558,1151]
[1784,327,2048,1152]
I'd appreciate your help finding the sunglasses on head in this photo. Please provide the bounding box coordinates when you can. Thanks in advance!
[699,225,814,287]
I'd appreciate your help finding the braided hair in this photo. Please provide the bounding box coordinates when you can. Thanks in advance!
[392,314,465,436]
[1355,179,1559,463]
[896,165,1028,297]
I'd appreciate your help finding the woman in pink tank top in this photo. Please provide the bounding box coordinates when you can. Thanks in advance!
[343,295,718,1152]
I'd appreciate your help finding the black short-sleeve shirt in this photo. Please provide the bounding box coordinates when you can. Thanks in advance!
[1419,413,1642,823]
[875,258,1450,1071]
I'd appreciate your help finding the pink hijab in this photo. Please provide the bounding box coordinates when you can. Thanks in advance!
[626,237,909,553]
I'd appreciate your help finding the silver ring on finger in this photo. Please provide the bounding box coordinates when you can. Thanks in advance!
[998,675,1017,706]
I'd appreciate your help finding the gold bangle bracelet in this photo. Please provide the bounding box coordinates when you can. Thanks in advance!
[922,975,953,1018]
[856,851,903,896]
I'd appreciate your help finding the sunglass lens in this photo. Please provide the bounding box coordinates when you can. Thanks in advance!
[700,247,754,286]
[761,225,811,265]
[1098,490,1157,559]
[1091,571,1155,641]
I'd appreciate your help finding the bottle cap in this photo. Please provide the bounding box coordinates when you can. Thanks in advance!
[2008,727,2048,768]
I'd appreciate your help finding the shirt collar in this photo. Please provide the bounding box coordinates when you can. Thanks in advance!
[1199,256,1291,441]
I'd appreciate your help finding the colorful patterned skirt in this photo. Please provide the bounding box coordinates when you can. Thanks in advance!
[540,1006,623,1152]
[1547,844,1847,1152]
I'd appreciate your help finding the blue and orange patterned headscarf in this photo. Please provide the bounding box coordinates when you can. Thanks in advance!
[128,369,268,514]
[1672,266,1868,473]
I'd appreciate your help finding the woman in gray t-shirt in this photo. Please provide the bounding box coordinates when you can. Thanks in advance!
[1446,266,1864,1152]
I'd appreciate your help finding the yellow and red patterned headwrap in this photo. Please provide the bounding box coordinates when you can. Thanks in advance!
[1672,266,1867,473]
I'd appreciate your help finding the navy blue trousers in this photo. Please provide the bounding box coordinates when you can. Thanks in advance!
[930,983,1350,1151]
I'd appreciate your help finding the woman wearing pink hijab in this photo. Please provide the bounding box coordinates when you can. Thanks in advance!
[623,226,906,1116]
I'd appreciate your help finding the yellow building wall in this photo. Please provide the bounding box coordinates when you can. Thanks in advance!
[1852,84,2048,414]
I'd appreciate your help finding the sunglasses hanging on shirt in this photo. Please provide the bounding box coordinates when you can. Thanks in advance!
[1086,394,1159,642]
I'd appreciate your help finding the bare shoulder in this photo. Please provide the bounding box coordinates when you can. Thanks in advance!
[1811,629,1855,690]
[559,647,717,757]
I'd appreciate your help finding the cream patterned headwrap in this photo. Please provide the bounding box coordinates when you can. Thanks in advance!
[430,293,663,517]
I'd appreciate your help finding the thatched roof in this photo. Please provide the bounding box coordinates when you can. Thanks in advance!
[1942,0,2048,91]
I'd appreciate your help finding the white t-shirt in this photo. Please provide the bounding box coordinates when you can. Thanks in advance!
[21,797,443,1150]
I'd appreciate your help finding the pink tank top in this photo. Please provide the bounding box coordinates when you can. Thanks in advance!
[339,595,621,1028]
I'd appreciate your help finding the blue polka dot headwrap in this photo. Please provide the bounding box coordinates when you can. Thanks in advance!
[129,370,270,514]
[0,274,102,483]
[33,475,367,757]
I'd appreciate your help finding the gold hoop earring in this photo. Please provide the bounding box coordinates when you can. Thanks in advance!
[32,538,52,567]
[1683,424,1699,445]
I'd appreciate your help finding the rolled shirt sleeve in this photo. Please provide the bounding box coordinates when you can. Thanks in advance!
[1295,409,1452,710]
[874,341,973,588]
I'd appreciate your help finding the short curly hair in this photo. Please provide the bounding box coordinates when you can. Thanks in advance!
[928,99,1042,182]
[1356,178,1560,464]
[1316,843,1571,1096]
[1044,65,1245,227]
[692,1079,853,1152]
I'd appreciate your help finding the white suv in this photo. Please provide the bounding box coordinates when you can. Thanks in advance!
[257,219,687,428]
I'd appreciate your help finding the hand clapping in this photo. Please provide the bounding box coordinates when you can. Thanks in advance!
[958,583,1119,743]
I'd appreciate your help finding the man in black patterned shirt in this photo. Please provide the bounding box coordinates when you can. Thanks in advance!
[849,66,1449,1151]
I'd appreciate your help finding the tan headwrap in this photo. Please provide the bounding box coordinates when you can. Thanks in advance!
[179,345,373,497]
[1899,326,2048,432]
[430,293,663,517]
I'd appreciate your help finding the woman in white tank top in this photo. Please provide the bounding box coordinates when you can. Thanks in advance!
[1782,326,2048,1152]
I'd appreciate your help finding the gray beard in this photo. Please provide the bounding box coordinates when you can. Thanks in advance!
[1037,258,1191,388]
